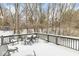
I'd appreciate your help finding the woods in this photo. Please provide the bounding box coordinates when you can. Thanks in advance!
[0,3,79,36]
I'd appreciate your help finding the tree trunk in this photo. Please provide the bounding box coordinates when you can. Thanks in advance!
[15,3,20,34]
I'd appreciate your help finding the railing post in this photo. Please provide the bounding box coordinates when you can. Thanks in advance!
[78,40,79,51]
[9,37,11,43]
[35,33,38,38]
[1,35,4,45]
[56,37,59,45]
[47,35,49,42]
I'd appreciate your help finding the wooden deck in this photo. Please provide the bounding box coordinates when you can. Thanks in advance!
[0,33,79,56]
[8,39,79,56]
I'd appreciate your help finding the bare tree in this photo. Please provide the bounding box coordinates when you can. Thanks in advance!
[15,3,20,34]
[0,4,3,28]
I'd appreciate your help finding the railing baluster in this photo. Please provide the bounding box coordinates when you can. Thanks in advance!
[68,39,70,48]
[63,38,65,46]
[47,35,49,42]
[75,40,77,50]
[56,37,58,45]
[66,39,67,47]
[61,38,63,45]
[67,39,69,47]
[9,37,11,43]
[73,40,74,49]
[71,39,72,49]
[78,40,79,51]
[65,39,66,47]
[1,36,4,45]
[77,40,78,50]
[62,38,64,46]
[67,39,68,47]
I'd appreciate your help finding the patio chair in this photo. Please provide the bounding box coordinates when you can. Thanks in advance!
[32,35,37,42]
[0,45,10,56]
[8,47,18,53]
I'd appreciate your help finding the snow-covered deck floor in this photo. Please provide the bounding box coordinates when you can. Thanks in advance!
[8,39,79,56]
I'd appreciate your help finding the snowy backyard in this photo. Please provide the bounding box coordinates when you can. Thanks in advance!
[1,3,79,56]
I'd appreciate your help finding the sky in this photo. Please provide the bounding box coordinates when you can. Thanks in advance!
[1,3,79,14]
[0,0,79,3]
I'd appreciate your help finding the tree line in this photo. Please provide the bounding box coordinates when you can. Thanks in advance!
[0,3,79,36]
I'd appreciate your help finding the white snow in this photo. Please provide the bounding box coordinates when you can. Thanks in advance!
[8,42,34,56]
[33,35,36,37]
[0,30,13,36]
[8,39,79,56]
[27,35,32,38]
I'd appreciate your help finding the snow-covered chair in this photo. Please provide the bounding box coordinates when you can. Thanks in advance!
[10,39,18,46]
[27,35,32,39]
[24,34,37,45]
[32,35,37,42]
[0,45,10,56]
[8,45,19,55]
[24,35,32,45]
[24,39,31,45]
[8,46,18,54]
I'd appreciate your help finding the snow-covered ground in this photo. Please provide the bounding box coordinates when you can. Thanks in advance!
[8,39,79,56]
[0,30,13,36]
[0,29,34,36]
